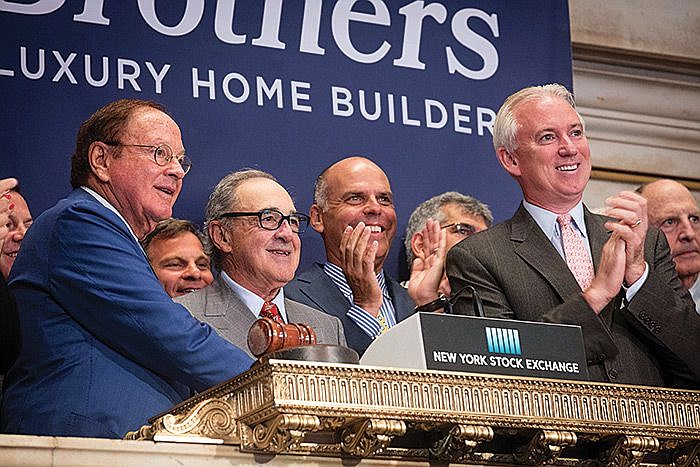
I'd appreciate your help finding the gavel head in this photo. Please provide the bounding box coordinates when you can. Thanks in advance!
[247,317,317,358]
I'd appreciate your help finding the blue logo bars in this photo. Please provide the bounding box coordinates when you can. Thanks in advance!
[485,327,522,355]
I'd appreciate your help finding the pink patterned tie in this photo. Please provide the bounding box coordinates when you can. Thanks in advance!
[260,301,284,323]
[557,214,594,290]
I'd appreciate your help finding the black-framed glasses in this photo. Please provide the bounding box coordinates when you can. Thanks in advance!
[441,222,477,238]
[105,142,192,175]
[218,208,310,234]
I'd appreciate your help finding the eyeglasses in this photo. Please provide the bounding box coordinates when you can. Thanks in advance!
[218,208,310,233]
[441,222,477,237]
[105,142,192,175]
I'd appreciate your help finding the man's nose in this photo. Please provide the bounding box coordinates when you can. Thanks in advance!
[182,263,202,279]
[363,196,382,214]
[678,217,698,241]
[275,219,295,239]
[558,135,578,156]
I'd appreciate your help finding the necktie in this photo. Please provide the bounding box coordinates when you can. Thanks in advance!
[557,214,594,290]
[260,301,283,323]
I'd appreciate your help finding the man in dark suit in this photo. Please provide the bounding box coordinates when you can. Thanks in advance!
[286,157,415,355]
[1,99,252,438]
[176,170,346,357]
[0,177,20,405]
[446,84,700,387]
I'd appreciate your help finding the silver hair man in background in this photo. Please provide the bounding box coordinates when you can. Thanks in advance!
[404,192,492,299]
[637,179,700,313]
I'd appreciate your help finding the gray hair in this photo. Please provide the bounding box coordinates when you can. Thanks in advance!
[493,83,584,154]
[204,169,276,268]
[312,164,332,209]
[404,192,493,265]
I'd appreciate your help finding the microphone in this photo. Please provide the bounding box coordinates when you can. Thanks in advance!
[414,283,485,317]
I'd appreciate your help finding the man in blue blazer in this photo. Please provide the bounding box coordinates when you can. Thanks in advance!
[286,157,417,355]
[1,99,252,438]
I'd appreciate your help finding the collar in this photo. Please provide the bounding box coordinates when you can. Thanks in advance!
[220,270,287,320]
[322,261,389,299]
[523,199,588,241]
[80,186,140,243]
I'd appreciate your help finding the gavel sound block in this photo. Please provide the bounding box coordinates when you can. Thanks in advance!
[247,317,359,364]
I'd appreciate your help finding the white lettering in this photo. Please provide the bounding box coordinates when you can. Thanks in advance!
[401,95,420,126]
[251,0,286,49]
[453,103,471,134]
[84,55,108,87]
[425,99,447,129]
[192,67,216,99]
[117,58,141,91]
[358,90,381,121]
[290,80,312,112]
[332,0,391,64]
[299,0,325,55]
[256,76,283,108]
[446,8,500,80]
[73,0,109,25]
[222,72,249,103]
[393,1,446,70]
[477,106,495,136]
[20,46,44,80]
[331,86,353,117]
[214,0,246,44]
[51,50,77,84]
[0,0,62,14]
[433,351,456,363]
[145,61,170,94]
[138,0,204,36]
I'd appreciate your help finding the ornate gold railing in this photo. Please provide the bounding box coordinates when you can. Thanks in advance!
[126,359,700,466]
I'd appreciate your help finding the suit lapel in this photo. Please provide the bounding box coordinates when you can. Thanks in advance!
[205,277,257,335]
[510,205,581,301]
[583,208,619,325]
[386,276,414,322]
[584,207,611,271]
[297,265,351,319]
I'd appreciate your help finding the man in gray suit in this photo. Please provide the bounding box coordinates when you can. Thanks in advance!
[446,84,700,388]
[176,170,346,358]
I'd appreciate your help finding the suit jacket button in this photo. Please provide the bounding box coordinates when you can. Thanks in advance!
[608,369,618,380]
[597,354,606,362]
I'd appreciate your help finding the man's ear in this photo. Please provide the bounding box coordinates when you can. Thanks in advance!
[496,147,521,178]
[309,204,324,234]
[88,142,112,182]
[410,232,426,261]
[208,221,234,254]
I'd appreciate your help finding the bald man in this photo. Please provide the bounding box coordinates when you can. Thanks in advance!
[286,156,415,354]
[638,179,700,312]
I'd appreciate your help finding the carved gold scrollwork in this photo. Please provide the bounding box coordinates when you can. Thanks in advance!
[123,424,156,441]
[251,414,321,453]
[602,435,660,467]
[163,399,236,438]
[673,441,700,467]
[340,419,407,457]
[513,429,577,465]
[429,424,494,461]
[124,398,236,441]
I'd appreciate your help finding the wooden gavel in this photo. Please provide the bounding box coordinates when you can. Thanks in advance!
[247,317,317,358]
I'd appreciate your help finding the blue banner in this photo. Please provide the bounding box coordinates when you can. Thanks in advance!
[0,1,572,278]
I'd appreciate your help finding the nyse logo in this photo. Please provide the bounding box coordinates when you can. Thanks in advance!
[485,327,522,356]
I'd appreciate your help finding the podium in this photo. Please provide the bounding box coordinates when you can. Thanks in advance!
[125,358,700,466]
[361,312,589,381]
